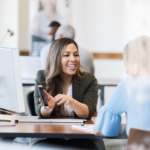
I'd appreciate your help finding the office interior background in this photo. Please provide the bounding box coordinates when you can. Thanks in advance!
[0,0,150,113]
[0,0,150,149]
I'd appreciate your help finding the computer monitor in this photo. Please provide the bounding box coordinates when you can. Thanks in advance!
[0,47,25,114]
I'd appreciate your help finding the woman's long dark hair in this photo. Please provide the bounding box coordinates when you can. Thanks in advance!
[45,38,86,116]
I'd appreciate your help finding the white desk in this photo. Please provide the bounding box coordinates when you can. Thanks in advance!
[98,78,121,85]
[22,78,35,86]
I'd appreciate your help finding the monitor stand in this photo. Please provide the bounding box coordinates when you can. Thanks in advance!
[0,114,15,126]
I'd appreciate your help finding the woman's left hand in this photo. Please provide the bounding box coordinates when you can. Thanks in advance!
[50,94,73,105]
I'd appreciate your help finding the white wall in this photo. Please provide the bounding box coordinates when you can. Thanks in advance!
[70,0,150,53]
[1,0,150,53]
[94,59,126,79]
[0,0,30,51]
[0,0,18,49]
[70,0,126,52]
[124,0,150,42]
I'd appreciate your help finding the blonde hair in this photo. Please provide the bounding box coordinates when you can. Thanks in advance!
[45,38,86,116]
[124,36,150,74]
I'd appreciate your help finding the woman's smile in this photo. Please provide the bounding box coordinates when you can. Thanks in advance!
[67,64,76,70]
[61,43,80,76]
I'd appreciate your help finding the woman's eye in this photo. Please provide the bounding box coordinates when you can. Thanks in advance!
[63,55,69,57]
[75,54,79,57]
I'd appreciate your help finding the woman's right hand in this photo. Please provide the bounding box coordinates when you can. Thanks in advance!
[39,90,55,110]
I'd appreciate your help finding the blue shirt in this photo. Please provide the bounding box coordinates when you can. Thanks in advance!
[95,76,150,137]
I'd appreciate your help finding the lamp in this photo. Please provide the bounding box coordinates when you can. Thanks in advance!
[7,29,14,36]
[0,29,14,45]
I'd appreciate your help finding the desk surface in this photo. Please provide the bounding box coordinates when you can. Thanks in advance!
[98,78,121,86]
[0,116,127,139]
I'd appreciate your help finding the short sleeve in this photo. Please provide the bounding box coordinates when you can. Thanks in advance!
[94,106,121,137]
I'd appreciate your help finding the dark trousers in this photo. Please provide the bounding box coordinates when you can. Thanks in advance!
[32,138,106,150]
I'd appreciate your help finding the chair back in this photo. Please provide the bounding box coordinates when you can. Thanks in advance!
[27,91,37,116]
[126,128,150,150]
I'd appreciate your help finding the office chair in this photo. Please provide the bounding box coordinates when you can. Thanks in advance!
[27,91,37,116]
[126,128,150,150]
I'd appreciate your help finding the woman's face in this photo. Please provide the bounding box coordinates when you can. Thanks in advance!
[61,44,80,76]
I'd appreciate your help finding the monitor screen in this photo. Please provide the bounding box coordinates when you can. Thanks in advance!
[0,48,25,113]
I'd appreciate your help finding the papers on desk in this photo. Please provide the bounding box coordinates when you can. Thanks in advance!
[17,119,87,123]
[71,124,94,134]
[0,115,15,126]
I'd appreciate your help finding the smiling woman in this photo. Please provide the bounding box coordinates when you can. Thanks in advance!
[43,38,88,118]
[30,38,105,149]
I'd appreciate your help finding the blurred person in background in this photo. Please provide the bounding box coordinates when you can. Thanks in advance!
[37,21,61,56]
[94,36,150,137]
[40,25,95,74]
[31,0,57,40]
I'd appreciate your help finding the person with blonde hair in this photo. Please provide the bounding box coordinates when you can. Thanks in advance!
[31,0,56,40]
[94,36,150,137]
[31,38,105,150]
